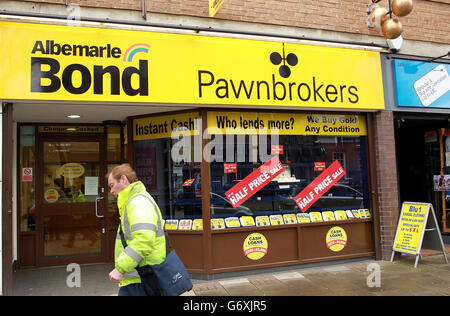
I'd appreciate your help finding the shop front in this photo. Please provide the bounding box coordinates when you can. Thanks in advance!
[388,58,450,236]
[0,18,385,274]
[131,110,375,274]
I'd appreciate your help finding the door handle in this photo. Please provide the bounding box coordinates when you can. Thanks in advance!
[95,196,105,218]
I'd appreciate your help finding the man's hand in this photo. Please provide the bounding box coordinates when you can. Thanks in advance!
[109,268,123,283]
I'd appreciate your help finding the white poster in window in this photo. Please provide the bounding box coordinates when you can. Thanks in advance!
[414,65,450,107]
[84,176,98,195]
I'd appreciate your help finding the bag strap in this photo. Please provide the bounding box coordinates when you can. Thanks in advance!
[118,193,173,251]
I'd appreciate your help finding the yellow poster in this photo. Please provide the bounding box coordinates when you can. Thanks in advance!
[207,112,367,136]
[211,218,225,229]
[0,21,384,110]
[393,202,429,255]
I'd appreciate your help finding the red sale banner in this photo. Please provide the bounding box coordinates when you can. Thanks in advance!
[225,156,285,208]
[294,160,346,212]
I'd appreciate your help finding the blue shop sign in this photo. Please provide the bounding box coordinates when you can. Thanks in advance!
[393,59,450,108]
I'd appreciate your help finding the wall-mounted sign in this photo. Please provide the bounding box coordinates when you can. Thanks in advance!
[134,112,200,141]
[22,167,33,182]
[326,226,347,252]
[393,60,450,108]
[207,112,367,136]
[0,21,384,110]
[38,126,104,133]
[243,233,268,260]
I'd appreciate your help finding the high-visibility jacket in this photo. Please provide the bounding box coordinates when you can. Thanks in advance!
[115,181,166,287]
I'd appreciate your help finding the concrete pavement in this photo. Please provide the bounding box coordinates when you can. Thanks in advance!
[12,250,449,296]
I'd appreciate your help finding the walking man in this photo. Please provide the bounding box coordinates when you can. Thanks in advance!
[107,163,166,296]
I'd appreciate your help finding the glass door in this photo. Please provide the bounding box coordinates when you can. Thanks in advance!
[36,135,107,265]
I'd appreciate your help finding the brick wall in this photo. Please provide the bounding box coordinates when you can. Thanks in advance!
[17,0,450,44]
[374,110,400,260]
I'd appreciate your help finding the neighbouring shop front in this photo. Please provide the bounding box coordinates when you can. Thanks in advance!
[389,58,450,237]
[0,18,385,275]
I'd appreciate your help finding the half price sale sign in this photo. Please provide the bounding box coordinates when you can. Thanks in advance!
[294,160,346,212]
[225,156,285,208]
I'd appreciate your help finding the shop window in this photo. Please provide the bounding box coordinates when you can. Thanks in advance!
[42,141,100,203]
[133,111,370,228]
[19,125,36,232]
[207,112,370,224]
[134,136,202,219]
[210,134,369,217]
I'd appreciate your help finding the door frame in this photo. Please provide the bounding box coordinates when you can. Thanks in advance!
[35,130,109,267]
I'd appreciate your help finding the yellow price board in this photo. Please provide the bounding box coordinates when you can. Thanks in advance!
[392,202,429,255]
[392,202,448,268]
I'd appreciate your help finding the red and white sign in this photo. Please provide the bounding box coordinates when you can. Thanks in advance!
[182,178,195,187]
[22,168,33,182]
[271,145,284,155]
[224,163,237,174]
[225,156,285,208]
[314,162,326,172]
[294,160,346,212]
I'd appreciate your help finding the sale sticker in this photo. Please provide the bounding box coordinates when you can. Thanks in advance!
[225,156,285,208]
[314,162,326,172]
[294,160,346,212]
[182,178,195,187]
[224,163,237,173]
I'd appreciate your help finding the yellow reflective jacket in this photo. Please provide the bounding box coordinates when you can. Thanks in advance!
[115,181,166,287]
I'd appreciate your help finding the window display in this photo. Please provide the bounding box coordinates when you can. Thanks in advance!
[207,111,370,229]
[134,111,370,230]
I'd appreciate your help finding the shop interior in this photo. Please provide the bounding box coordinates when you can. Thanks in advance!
[395,112,450,238]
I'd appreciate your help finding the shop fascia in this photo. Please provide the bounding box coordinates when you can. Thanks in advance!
[0,21,384,111]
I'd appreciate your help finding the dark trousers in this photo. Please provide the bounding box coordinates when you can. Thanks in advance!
[118,282,159,296]
[118,283,147,296]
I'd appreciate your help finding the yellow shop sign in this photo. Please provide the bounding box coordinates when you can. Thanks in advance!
[134,112,200,140]
[207,112,367,135]
[0,21,384,110]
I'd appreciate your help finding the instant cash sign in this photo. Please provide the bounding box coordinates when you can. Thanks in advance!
[294,160,346,212]
[225,156,284,208]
